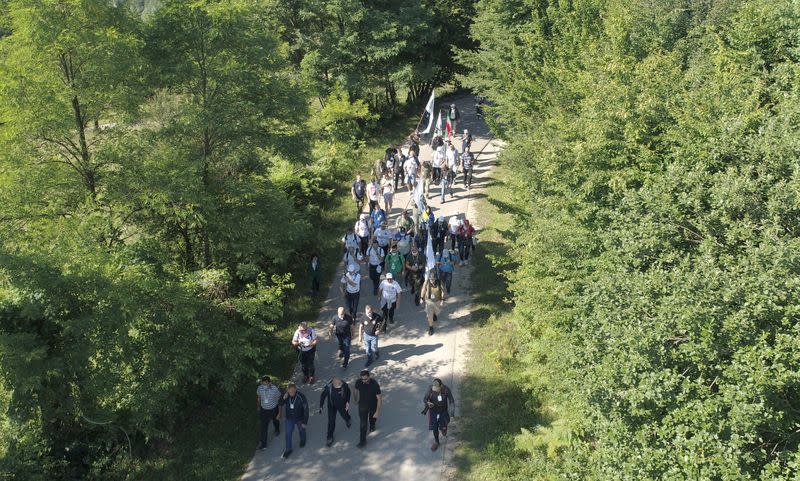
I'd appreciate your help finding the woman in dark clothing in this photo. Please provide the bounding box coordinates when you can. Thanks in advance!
[423,378,455,451]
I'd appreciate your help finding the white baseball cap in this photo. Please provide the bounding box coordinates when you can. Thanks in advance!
[386,273,393,279]
[348,263,357,272]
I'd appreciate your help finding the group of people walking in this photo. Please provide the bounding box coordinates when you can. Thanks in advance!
[258,109,476,461]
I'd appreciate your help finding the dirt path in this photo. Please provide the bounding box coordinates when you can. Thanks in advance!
[241,94,500,481]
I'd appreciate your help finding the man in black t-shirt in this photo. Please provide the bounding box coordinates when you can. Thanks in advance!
[319,377,351,446]
[351,174,367,218]
[353,369,382,447]
[359,305,385,367]
[329,307,355,368]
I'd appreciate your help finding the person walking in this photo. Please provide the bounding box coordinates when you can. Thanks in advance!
[342,227,359,254]
[393,150,406,190]
[340,263,361,319]
[404,243,427,304]
[448,103,461,137]
[359,305,385,367]
[448,215,463,251]
[378,272,402,325]
[381,174,394,213]
[256,375,281,450]
[318,377,352,446]
[366,239,385,296]
[371,205,387,234]
[461,129,473,154]
[435,248,458,293]
[423,378,455,451]
[461,147,475,189]
[308,253,322,297]
[404,154,418,192]
[354,369,382,448]
[384,244,405,284]
[329,306,355,368]
[432,216,447,255]
[291,322,318,384]
[355,214,371,256]
[352,174,367,217]
[420,270,447,335]
[458,219,476,266]
[396,209,414,235]
[367,179,381,214]
[279,383,309,459]
[432,146,445,185]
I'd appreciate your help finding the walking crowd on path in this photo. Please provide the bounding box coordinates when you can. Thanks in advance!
[255,99,481,460]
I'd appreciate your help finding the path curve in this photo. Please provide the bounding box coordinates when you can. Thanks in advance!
[242,93,500,481]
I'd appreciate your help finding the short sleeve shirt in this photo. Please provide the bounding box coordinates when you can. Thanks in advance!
[257,383,281,409]
[331,314,354,337]
[292,328,317,352]
[362,312,384,336]
[355,378,381,409]
[341,272,361,294]
[379,279,401,304]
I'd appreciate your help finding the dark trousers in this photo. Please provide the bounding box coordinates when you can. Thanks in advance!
[299,347,316,379]
[336,333,351,365]
[394,168,404,190]
[382,300,397,324]
[259,406,279,447]
[459,236,473,261]
[369,264,381,294]
[358,236,369,256]
[345,291,360,318]
[463,167,473,187]
[310,277,320,295]
[450,234,458,251]
[327,405,351,439]
[358,406,377,443]
[355,197,365,216]
[433,237,445,255]
[432,167,442,184]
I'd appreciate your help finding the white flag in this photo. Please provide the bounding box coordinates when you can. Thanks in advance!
[420,90,436,134]
[426,229,436,274]
[434,110,443,136]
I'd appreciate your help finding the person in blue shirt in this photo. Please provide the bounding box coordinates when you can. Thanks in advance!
[371,205,386,232]
[436,249,457,293]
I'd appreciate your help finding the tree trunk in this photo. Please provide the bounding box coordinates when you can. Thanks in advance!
[71,95,96,199]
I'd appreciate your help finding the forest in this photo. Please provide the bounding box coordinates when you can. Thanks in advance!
[460,0,800,478]
[0,0,473,479]
[2,0,799,479]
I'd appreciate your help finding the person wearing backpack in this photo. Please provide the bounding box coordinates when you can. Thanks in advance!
[366,239,385,296]
[435,249,458,293]
[422,378,455,451]
[341,226,359,254]
[318,377,352,447]
[279,382,309,459]
[340,263,362,319]
[351,174,367,218]
[404,243,427,304]
[355,214,371,257]
[420,269,448,336]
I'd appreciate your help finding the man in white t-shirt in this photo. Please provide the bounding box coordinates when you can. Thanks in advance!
[374,222,392,251]
[448,215,463,252]
[367,180,381,213]
[378,273,402,325]
[432,147,445,185]
[404,156,418,191]
[340,263,361,319]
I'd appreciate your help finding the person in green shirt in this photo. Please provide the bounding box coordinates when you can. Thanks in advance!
[384,244,405,283]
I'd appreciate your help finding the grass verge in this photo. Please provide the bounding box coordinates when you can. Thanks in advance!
[455,157,541,481]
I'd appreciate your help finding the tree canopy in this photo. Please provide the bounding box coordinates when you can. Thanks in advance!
[460,0,800,477]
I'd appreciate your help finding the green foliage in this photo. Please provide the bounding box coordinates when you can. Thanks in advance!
[461,0,800,478]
